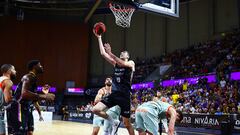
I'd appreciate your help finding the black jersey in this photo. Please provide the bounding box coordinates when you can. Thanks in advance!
[15,74,37,109]
[112,64,133,93]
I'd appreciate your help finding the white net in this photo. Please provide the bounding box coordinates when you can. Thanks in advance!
[109,3,135,28]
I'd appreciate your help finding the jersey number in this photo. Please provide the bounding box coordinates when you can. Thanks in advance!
[116,77,121,83]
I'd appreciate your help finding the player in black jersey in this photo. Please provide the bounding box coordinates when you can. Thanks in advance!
[92,28,135,135]
[7,60,55,135]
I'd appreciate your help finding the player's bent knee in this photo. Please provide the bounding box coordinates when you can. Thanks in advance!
[91,107,100,114]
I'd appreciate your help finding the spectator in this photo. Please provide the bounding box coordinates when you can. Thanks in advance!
[182,80,188,91]
[172,91,179,104]
[220,77,226,88]
[62,105,69,121]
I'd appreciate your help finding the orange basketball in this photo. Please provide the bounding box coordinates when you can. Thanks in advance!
[93,22,106,36]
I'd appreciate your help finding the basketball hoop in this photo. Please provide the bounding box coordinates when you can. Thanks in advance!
[109,2,135,28]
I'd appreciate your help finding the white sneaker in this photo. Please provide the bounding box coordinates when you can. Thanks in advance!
[111,120,121,135]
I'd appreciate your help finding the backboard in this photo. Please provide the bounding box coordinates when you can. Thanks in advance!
[134,0,179,17]
[108,0,179,17]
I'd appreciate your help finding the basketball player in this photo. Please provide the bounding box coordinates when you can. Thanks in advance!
[135,99,183,135]
[92,77,112,135]
[153,92,169,135]
[0,64,16,135]
[7,60,55,135]
[92,26,135,135]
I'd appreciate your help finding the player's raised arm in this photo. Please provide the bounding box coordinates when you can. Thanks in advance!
[104,43,135,71]
[94,89,104,104]
[93,23,116,66]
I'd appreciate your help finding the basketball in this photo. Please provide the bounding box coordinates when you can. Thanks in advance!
[94,22,106,36]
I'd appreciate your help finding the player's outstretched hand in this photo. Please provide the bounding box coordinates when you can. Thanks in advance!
[39,115,44,121]
[42,84,50,94]
[93,25,101,38]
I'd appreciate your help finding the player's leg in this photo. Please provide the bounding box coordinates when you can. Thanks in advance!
[102,120,111,135]
[0,111,5,135]
[27,131,33,135]
[7,102,21,135]
[27,111,34,135]
[103,106,120,135]
[102,115,113,134]
[114,93,134,135]
[121,100,134,135]
[92,92,117,119]
[135,109,147,135]
[92,102,109,119]
[92,93,117,125]
[141,110,159,135]
[19,107,29,135]
[122,117,135,135]
[92,115,104,135]
[138,130,147,135]
[102,118,112,135]
[92,127,100,135]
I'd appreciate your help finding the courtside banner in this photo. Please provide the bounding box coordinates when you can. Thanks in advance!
[232,114,240,132]
[69,111,93,121]
[176,114,229,129]
[67,112,239,132]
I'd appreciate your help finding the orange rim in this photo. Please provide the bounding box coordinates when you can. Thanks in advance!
[109,2,135,12]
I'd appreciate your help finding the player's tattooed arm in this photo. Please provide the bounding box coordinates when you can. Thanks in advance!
[93,28,116,66]
[3,80,13,103]
[94,88,104,104]
[167,107,177,135]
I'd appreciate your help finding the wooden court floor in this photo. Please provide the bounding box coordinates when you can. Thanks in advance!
[34,120,167,135]
[34,120,131,135]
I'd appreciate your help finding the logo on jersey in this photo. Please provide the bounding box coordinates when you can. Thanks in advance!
[124,111,130,114]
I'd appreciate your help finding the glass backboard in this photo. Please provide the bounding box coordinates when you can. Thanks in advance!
[134,0,179,17]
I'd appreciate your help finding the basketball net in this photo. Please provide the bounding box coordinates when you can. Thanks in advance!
[109,2,135,28]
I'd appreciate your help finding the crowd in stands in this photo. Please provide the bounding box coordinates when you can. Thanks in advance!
[133,29,240,83]
[216,44,240,80]
[130,78,240,115]
[133,57,161,83]
[168,30,240,79]
[70,77,240,115]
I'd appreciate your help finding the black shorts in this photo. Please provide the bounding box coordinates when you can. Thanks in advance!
[101,91,131,118]
[7,102,34,135]
[7,101,21,135]
[20,106,34,132]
